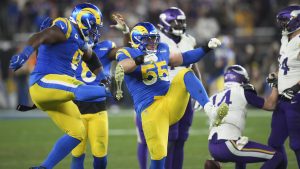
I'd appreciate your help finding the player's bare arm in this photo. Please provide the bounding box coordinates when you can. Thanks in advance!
[117,58,137,73]
[9,25,68,71]
[262,87,279,110]
[28,26,67,48]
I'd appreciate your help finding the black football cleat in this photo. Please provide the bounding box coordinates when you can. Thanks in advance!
[29,166,46,169]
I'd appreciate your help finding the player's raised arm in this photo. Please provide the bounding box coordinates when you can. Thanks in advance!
[168,38,221,67]
[241,72,279,111]
[9,20,68,71]
[106,13,131,60]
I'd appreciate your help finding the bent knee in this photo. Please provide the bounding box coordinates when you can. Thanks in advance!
[92,141,108,157]
[68,124,86,141]
[149,143,167,160]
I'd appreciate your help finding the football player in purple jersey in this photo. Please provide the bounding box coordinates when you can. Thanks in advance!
[206,65,283,169]
[267,5,300,169]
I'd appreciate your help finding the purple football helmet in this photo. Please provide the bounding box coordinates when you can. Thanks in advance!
[158,7,187,36]
[224,65,249,84]
[277,5,300,34]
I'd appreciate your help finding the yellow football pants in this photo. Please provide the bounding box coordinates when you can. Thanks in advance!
[141,68,191,160]
[72,111,109,157]
[29,74,85,141]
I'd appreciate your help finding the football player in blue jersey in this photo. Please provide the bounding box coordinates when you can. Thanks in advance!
[135,8,203,169]
[9,3,112,169]
[71,13,130,169]
[38,13,130,169]
[114,22,228,169]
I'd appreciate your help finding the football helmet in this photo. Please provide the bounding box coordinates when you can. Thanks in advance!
[130,22,160,54]
[69,3,103,42]
[224,65,249,84]
[158,7,186,36]
[277,5,300,34]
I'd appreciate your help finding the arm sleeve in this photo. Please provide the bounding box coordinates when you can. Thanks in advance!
[116,48,132,61]
[181,48,206,66]
[244,90,265,108]
[52,17,72,39]
[94,40,116,59]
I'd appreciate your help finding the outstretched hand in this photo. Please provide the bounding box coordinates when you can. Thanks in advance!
[110,13,129,34]
[208,38,222,49]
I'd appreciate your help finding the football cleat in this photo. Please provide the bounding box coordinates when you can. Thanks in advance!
[114,63,125,100]
[29,166,46,169]
[213,103,229,127]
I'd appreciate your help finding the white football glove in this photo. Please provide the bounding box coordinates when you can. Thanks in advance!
[144,53,158,64]
[208,38,222,49]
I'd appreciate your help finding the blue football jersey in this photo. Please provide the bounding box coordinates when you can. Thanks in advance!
[30,17,86,86]
[116,43,170,116]
[75,40,115,102]
[76,40,115,85]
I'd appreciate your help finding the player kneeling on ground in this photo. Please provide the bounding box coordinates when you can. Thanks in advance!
[205,65,283,169]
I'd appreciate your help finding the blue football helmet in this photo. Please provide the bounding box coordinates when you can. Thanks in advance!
[69,3,103,42]
[277,5,300,34]
[224,65,249,84]
[130,22,160,54]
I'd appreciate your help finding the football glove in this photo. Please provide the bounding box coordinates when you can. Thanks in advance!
[281,83,300,101]
[203,38,221,52]
[266,72,278,88]
[110,13,129,34]
[208,38,222,49]
[133,54,145,65]
[9,46,34,71]
[241,83,257,94]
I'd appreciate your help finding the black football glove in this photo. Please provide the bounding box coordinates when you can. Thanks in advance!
[133,54,145,65]
[281,83,300,101]
[266,72,278,88]
[242,83,257,95]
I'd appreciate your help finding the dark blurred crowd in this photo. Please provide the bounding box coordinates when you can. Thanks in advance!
[0,0,298,109]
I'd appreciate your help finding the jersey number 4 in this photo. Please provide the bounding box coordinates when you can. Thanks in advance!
[212,90,232,106]
[280,57,290,75]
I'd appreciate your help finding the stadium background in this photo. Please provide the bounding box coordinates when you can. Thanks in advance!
[0,0,298,168]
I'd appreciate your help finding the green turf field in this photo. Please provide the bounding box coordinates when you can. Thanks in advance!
[0,109,297,169]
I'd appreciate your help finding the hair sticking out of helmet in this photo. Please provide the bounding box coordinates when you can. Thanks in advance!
[224,65,249,84]
[158,7,186,36]
[130,22,160,54]
[277,5,300,34]
[69,3,103,42]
